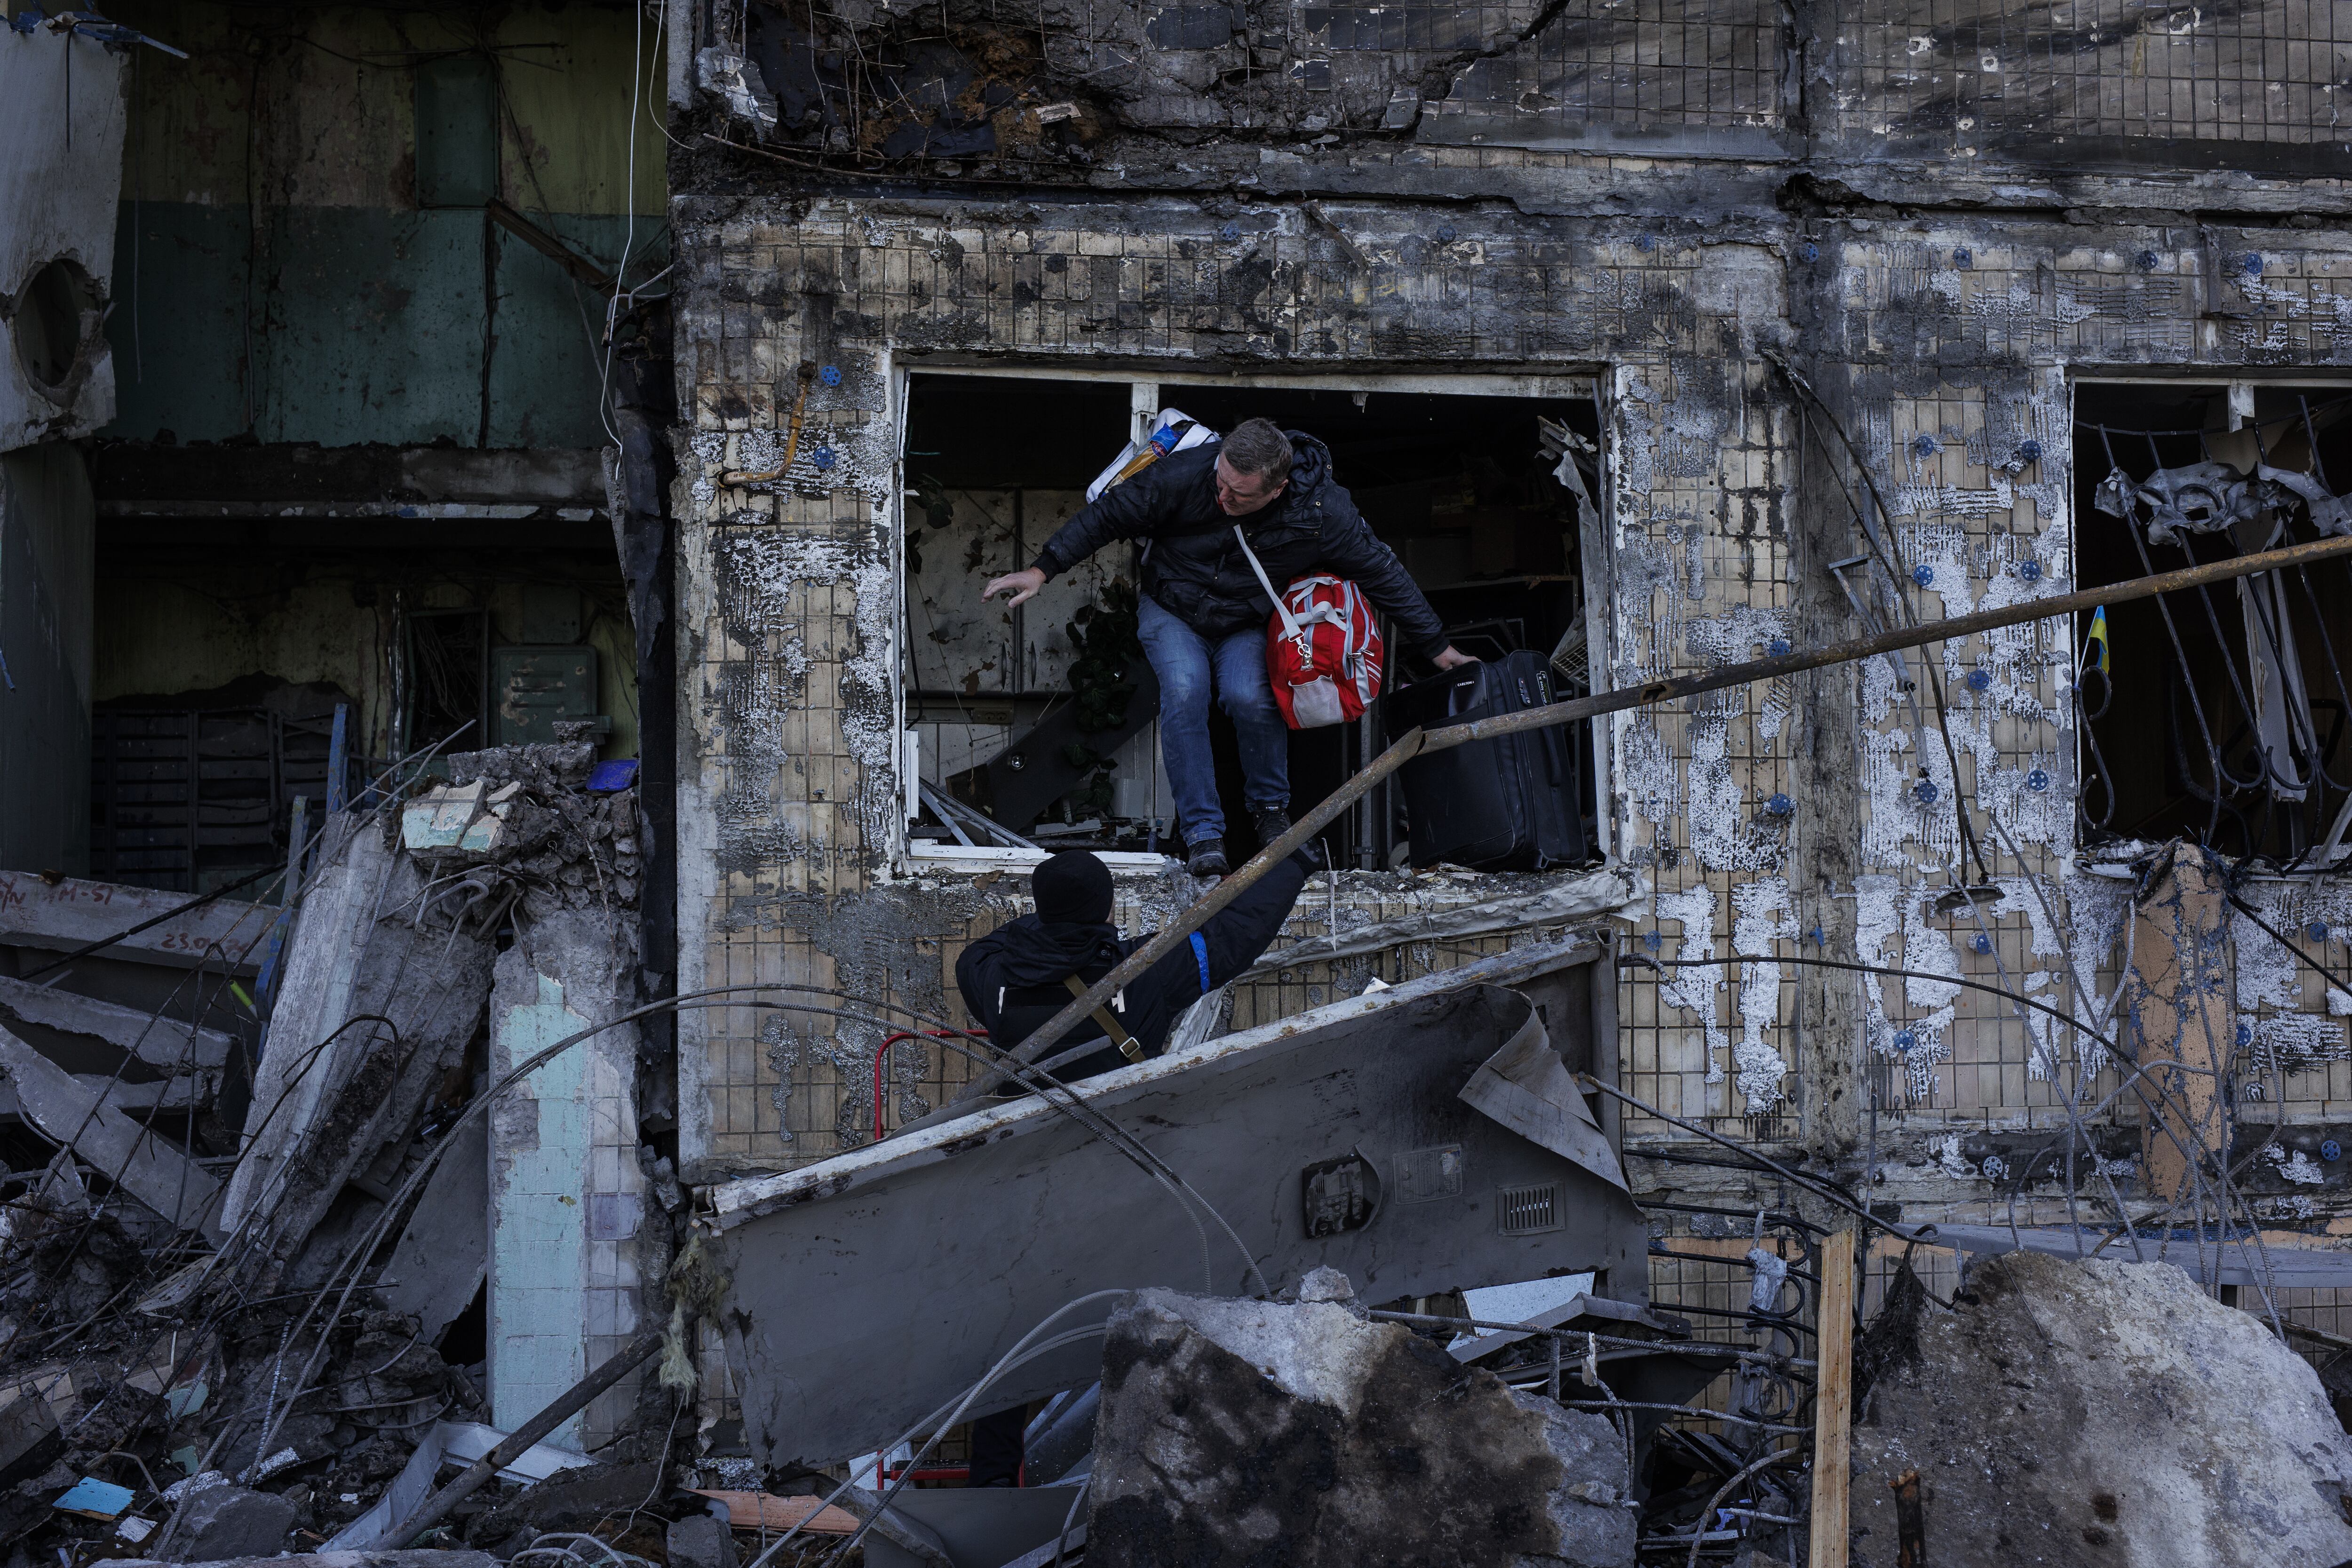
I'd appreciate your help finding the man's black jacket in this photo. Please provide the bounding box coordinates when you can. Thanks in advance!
[954,855,1310,1081]
[1030,431,1450,657]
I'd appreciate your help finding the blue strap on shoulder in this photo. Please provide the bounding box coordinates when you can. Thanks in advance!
[1190,930,1211,993]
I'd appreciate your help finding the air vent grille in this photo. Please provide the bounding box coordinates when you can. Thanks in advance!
[1496,1181,1562,1236]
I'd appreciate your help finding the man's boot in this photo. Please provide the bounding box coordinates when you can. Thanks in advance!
[1186,837,1230,877]
[1252,809,1324,870]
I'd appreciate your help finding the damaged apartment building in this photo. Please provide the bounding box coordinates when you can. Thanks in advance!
[16,0,2352,1565]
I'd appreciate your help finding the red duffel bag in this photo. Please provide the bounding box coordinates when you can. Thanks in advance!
[1234,526,1384,729]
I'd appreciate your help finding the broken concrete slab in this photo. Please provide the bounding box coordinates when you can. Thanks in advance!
[1088,1284,1636,1567]
[0,872,271,975]
[399,780,526,864]
[664,1514,737,1568]
[462,1461,659,1544]
[222,827,494,1269]
[0,972,235,1069]
[1242,865,1640,978]
[710,939,1647,1468]
[0,1023,222,1235]
[166,1485,298,1561]
[323,1422,597,1552]
[378,1116,487,1344]
[1847,1250,2352,1568]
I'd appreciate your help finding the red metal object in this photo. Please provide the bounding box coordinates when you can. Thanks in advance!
[873,1029,984,1141]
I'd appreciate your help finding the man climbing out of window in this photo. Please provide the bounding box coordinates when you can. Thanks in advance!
[982,417,1473,878]
[950,842,1314,1485]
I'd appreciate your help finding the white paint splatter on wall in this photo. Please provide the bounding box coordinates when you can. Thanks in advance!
[1656,882,1727,1085]
[1730,877,1796,1111]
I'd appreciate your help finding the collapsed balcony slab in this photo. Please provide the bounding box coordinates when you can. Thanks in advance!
[708,936,1647,1469]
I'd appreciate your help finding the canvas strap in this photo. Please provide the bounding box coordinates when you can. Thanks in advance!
[1064,974,1144,1062]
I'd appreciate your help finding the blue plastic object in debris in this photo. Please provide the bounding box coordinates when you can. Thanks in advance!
[586,760,639,793]
[2313,921,2333,942]
[1953,247,1972,268]
[1911,434,1940,459]
[1966,669,1992,692]
[1765,792,1794,817]
[2325,1140,2343,1163]
[2237,1022,2254,1047]
[2026,768,2051,793]
[52,1479,134,1520]
[1892,1030,1917,1053]
[1644,931,1664,952]
[1768,637,1790,657]
[1912,564,1935,587]
[1972,932,1993,954]
[9,11,38,32]
[819,365,842,386]
[812,446,836,470]
[2017,439,2043,464]
[2019,558,2042,581]
[1914,779,1939,804]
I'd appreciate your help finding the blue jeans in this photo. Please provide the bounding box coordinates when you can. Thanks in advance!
[1136,593,1288,845]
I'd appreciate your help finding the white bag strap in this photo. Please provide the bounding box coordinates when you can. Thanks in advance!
[1233,526,1304,641]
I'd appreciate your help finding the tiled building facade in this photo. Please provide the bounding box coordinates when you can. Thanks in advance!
[664,2,2352,1270]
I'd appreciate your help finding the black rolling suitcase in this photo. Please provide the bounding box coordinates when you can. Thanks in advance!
[1383,650,1588,870]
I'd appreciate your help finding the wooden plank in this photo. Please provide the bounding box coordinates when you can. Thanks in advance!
[2130,846,2234,1201]
[1810,1226,1856,1568]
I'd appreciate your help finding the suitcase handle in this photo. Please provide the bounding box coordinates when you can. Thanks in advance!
[1538,720,1568,788]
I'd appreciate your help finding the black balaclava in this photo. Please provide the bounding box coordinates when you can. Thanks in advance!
[1032,850,1113,926]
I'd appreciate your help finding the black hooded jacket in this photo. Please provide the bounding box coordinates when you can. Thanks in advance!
[1030,431,1451,657]
[954,855,1310,1082]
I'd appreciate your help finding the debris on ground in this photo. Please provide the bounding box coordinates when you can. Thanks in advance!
[1088,1274,1638,1567]
[0,738,671,1568]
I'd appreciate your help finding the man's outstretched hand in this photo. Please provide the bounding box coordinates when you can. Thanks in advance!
[1432,645,1478,670]
[982,567,1046,608]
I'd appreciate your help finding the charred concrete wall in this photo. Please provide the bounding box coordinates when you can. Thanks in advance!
[664,0,2352,1260]
[99,0,666,449]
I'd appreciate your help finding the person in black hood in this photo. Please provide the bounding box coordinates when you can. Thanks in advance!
[982,418,1473,878]
[954,844,1311,1084]
[952,843,1312,1486]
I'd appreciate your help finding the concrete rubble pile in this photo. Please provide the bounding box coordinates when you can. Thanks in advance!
[1845,1249,2352,1568]
[1087,1272,1638,1568]
[0,739,710,1568]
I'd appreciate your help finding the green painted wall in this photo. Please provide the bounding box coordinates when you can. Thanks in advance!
[102,2,668,448]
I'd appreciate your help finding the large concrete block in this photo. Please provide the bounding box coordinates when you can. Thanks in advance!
[1087,1282,1636,1567]
[1849,1250,2352,1568]
[167,1487,298,1562]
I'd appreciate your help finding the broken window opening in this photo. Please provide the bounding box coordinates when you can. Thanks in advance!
[2073,381,2352,864]
[899,370,1605,871]
[402,607,493,764]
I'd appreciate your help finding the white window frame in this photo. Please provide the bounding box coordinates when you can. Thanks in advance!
[888,364,1607,874]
